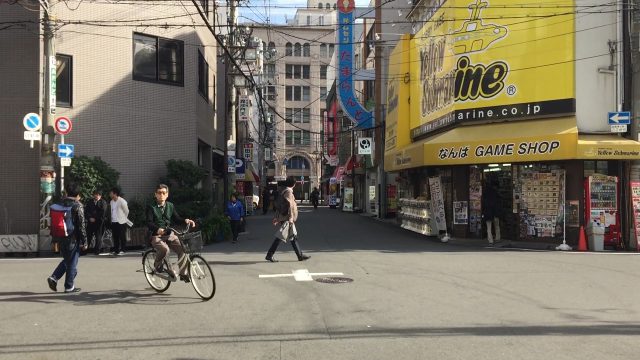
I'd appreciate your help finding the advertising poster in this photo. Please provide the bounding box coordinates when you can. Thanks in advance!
[631,182,640,250]
[343,187,354,212]
[453,201,468,225]
[428,177,447,231]
[387,185,398,214]
[566,200,580,228]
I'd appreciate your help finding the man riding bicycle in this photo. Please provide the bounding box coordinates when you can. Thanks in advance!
[147,184,196,282]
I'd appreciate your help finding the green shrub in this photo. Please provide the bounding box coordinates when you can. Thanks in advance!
[127,195,155,228]
[200,211,231,243]
[160,159,212,221]
[68,156,120,200]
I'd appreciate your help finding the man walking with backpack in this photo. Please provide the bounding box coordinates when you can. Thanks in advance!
[265,177,310,262]
[47,182,88,293]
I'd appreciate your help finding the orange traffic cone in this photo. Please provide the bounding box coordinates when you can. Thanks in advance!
[577,225,587,251]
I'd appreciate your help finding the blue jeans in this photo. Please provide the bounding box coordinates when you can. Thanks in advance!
[51,238,80,290]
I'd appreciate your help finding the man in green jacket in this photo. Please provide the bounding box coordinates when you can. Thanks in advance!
[147,184,196,282]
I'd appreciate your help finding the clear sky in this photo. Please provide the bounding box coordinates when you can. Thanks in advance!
[238,0,372,25]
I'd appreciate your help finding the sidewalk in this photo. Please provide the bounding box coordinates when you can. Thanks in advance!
[356,211,560,251]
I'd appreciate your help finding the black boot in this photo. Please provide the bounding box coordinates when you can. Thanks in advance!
[291,238,310,261]
[265,239,280,262]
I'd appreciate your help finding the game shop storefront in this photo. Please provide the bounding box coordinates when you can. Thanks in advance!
[385,117,640,247]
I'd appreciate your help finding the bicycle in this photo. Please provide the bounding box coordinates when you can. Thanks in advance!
[141,225,216,300]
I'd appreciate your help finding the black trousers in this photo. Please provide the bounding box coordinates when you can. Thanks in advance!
[111,222,127,253]
[266,237,304,259]
[87,220,104,254]
[230,220,241,242]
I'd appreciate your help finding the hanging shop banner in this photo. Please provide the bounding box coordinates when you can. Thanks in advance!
[409,0,575,139]
[386,185,398,214]
[343,187,354,212]
[428,177,447,231]
[337,0,374,129]
[385,36,412,153]
[453,201,468,225]
[630,182,640,251]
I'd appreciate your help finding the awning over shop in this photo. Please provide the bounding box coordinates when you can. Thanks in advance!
[385,117,579,170]
[577,134,640,160]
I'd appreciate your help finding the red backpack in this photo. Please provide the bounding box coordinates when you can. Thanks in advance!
[50,203,75,238]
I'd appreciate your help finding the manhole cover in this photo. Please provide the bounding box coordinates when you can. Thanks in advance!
[315,277,353,284]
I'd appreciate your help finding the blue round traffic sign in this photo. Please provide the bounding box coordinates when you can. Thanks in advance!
[23,113,41,131]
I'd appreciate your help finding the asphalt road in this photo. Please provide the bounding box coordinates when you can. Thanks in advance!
[1,206,639,360]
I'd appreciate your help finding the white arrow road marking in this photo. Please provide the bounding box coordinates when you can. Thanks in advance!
[259,269,344,282]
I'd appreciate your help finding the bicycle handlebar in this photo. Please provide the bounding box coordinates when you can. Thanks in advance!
[166,223,193,236]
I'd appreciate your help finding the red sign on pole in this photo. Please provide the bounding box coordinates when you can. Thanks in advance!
[54,116,73,135]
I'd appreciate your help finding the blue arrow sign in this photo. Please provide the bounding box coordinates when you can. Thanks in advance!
[608,111,631,125]
[57,144,74,158]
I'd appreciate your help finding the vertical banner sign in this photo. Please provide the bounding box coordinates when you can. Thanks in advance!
[453,201,469,225]
[429,176,447,231]
[243,143,254,161]
[50,56,57,114]
[631,182,640,251]
[343,187,354,212]
[337,0,374,129]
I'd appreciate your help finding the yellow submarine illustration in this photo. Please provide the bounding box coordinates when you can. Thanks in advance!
[451,0,508,55]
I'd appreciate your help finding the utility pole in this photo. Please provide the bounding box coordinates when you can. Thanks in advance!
[224,0,238,204]
[41,3,58,252]
[374,0,385,218]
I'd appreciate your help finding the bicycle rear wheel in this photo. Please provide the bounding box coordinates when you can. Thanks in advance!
[189,255,216,300]
[142,250,171,292]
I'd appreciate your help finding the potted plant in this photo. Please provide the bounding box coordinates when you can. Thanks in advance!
[200,212,232,243]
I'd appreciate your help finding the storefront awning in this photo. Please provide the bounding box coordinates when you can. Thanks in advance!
[386,117,578,170]
[577,134,640,160]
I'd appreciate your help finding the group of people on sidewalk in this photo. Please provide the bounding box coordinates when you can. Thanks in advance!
[47,182,196,293]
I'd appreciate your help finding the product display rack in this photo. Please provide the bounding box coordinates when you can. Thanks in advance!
[398,198,437,236]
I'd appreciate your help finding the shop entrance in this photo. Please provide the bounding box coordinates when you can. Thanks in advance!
[480,165,517,242]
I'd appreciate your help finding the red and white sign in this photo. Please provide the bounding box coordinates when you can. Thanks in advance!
[54,117,73,135]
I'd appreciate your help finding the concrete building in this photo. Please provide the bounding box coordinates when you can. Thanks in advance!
[0,1,220,252]
[250,0,336,201]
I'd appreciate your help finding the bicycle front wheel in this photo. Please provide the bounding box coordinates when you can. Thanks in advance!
[142,250,171,292]
[189,255,216,300]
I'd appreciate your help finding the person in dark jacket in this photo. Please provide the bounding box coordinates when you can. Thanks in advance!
[85,189,107,255]
[262,187,271,215]
[225,194,244,243]
[47,182,88,293]
[310,187,320,209]
[481,178,501,245]
[147,184,196,281]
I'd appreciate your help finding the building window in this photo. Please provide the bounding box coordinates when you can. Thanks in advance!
[288,156,310,169]
[302,65,310,79]
[285,108,293,123]
[333,3,336,9]
[302,86,310,101]
[56,54,72,107]
[302,108,310,123]
[294,65,301,79]
[355,54,360,70]
[265,63,276,79]
[319,43,327,58]
[307,16,311,25]
[286,130,311,145]
[294,43,302,56]
[320,87,327,101]
[329,44,335,57]
[325,3,330,9]
[285,42,293,56]
[266,86,276,101]
[303,43,310,57]
[198,50,208,100]
[286,64,309,79]
[286,86,309,101]
[199,0,209,16]
[318,3,323,9]
[320,65,327,79]
[133,33,184,85]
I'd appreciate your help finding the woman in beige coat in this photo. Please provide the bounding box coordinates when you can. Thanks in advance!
[265,177,310,262]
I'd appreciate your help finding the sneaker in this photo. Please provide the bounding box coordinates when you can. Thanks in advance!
[47,277,57,292]
[298,255,311,261]
[117,251,125,256]
[179,275,190,283]
[64,287,81,293]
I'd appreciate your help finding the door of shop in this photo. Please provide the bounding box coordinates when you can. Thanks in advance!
[482,165,517,242]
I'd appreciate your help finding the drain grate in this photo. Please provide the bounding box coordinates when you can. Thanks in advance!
[315,277,353,284]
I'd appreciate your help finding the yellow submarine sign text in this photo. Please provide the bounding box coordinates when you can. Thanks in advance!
[409,0,575,139]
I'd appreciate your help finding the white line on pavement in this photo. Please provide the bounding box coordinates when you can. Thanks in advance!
[259,269,344,282]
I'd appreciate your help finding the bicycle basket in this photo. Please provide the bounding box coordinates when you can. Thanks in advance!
[181,231,203,254]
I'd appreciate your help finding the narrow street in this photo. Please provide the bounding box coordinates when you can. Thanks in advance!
[1,206,639,359]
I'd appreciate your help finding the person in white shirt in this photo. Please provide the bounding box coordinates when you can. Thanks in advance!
[109,187,129,256]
